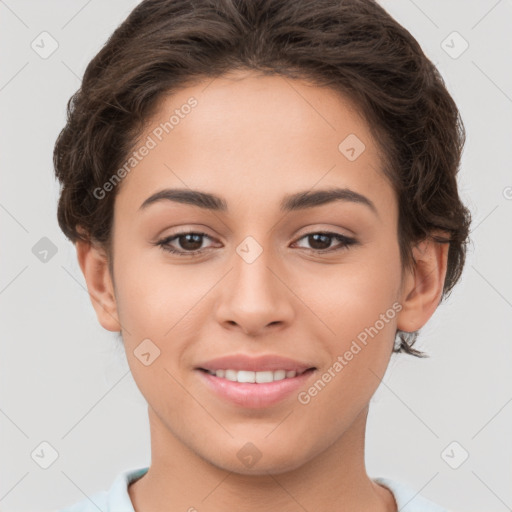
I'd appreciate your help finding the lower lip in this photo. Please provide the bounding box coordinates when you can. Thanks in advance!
[197,369,316,409]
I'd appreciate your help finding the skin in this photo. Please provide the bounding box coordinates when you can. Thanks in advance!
[76,69,448,512]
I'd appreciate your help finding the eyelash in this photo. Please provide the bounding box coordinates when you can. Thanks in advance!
[155,231,357,257]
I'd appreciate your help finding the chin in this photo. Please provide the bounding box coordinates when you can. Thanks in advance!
[202,439,314,476]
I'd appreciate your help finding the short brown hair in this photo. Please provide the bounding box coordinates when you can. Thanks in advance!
[53,0,472,356]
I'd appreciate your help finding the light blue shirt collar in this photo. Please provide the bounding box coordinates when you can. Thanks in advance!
[58,467,450,512]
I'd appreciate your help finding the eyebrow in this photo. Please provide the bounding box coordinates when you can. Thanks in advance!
[139,187,378,216]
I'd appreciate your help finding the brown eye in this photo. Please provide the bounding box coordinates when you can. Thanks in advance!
[307,233,332,250]
[156,231,214,256]
[175,233,204,251]
[294,232,357,252]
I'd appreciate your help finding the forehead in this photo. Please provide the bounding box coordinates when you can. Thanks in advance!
[115,70,395,218]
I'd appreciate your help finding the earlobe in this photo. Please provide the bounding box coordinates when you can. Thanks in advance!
[396,235,450,333]
[75,239,121,332]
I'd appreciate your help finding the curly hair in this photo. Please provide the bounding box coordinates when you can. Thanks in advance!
[53,0,472,357]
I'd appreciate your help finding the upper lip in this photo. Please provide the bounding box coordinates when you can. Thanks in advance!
[197,354,316,373]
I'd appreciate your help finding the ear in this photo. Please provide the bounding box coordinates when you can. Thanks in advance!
[75,239,121,332]
[396,233,450,333]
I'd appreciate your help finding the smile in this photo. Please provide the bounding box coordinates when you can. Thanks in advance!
[197,367,317,408]
[201,368,310,383]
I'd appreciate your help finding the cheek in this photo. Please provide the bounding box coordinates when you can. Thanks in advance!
[305,245,402,339]
[113,250,202,334]
[112,257,200,410]
[294,253,402,429]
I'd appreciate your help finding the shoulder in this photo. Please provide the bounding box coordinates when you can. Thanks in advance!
[55,467,149,512]
[374,477,450,512]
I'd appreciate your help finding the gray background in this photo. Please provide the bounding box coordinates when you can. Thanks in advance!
[1,1,511,510]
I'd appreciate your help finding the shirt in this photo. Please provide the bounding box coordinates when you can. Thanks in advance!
[56,466,450,512]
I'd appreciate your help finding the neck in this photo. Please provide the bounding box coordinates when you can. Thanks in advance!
[128,405,396,512]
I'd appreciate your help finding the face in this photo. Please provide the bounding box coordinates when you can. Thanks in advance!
[88,70,414,474]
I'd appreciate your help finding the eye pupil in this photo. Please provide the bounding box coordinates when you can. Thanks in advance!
[179,233,203,251]
[308,233,331,250]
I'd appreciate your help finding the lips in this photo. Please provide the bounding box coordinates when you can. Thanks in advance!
[195,354,317,408]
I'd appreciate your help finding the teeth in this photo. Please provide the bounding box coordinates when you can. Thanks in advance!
[206,369,300,383]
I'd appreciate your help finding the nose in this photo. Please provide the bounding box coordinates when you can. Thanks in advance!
[215,243,295,337]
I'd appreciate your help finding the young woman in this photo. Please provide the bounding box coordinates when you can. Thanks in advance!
[54,0,471,510]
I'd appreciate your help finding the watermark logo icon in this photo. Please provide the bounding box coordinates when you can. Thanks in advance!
[237,442,262,468]
[441,31,469,59]
[32,237,58,263]
[134,338,161,366]
[236,236,263,264]
[441,441,469,469]
[31,31,59,59]
[338,134,366,161]
[31,441,59,469]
